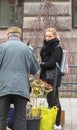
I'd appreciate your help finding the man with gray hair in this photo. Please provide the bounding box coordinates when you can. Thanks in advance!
[0,26,40,130]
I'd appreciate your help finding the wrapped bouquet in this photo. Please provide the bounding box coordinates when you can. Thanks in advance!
[29,76,53,95]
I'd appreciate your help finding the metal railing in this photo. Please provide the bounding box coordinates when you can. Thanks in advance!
[59,65,77,97]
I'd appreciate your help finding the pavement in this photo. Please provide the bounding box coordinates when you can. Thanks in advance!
[60,98,77,130]
[7,97,77,130]
[35,97,77,130]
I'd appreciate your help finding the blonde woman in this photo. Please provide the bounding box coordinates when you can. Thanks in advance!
[40,28,63,130]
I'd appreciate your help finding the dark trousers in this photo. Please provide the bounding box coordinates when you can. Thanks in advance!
[47,87,61,126]
[0,94,28,130]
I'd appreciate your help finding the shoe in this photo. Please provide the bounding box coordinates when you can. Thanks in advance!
[6,126,12,130]
[54,124,62,130]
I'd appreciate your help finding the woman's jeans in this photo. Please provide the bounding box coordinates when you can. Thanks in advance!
[0,94,28,130]
[47,87,61,126]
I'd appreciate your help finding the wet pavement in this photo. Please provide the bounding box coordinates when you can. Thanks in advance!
[60,98,77,130]
[7,97,77,130]
[35,98,77,130]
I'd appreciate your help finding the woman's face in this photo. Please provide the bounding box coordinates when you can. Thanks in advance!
[45,31,56,41]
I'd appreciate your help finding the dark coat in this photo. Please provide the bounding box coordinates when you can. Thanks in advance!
[40,38,63,87]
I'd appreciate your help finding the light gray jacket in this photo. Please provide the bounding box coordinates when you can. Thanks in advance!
[0,37,39,99]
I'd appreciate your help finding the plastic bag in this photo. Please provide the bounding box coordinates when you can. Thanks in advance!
[40,106,58,130]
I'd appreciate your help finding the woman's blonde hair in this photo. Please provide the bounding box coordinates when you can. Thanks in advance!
[44,28,60,39]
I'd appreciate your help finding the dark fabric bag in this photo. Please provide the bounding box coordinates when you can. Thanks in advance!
[46,68,62,87]
[46,69,55,86]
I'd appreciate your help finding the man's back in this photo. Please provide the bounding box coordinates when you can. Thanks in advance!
[0,26,39,130]
[0,37,39,99]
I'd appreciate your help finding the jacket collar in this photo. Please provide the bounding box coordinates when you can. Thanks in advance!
[8,36,21,41]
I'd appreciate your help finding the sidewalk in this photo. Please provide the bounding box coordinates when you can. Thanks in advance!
[36,98,77,130]
[60,98,77,130]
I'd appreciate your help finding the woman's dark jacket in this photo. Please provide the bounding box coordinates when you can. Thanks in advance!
[40,38,63,87]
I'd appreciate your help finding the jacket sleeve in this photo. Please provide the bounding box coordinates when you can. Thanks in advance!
[0,45,3,68]
[40,46,63,69]
[30,49,40,75]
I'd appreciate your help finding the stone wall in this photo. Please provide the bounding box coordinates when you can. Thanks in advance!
[0,1,77,65]
[23,1,77,52]
[23,2,71,30]
[0,30,7,43]
[23,1,77,66]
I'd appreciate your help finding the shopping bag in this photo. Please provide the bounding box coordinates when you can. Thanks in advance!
[60,110,65,125]
[40,106,58,130]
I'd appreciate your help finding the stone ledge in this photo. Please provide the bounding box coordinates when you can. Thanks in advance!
[24,2,70,16]
[23,16,71,30]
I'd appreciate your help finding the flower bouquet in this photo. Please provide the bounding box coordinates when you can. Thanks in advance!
[29,76,53,97]
[28,76,53,117]
[29,77,42,95]
[29,77,43,88]
[41,82,53,94]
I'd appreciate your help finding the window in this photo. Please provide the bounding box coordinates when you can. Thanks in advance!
[72,0,77,27]
[0,0,15,28]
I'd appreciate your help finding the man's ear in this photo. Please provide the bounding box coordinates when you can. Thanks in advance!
[19,35,23,41]
[7,35,9,40]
